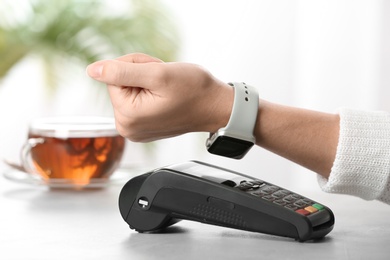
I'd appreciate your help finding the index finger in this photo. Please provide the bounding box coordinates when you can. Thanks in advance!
[115,53,164,63]
[87,59,160,88]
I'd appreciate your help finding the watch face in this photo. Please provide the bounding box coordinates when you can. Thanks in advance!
[207,136,254,159]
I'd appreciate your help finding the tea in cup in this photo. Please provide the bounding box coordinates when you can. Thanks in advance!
[20,116,125,186]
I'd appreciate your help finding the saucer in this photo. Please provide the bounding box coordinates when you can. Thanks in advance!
[2,166,147,189]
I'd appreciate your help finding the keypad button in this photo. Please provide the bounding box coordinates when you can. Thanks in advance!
[301,199,312,205]
[257,189,271,195]
[262,195,274,201]
[272,190,290,199]
[312,203,325,210]
[259,185,279,195]
[294,199,310,208]
[296,209,311,216]
[290,194,301,200]
[273,200,287,206]
[285,204,299,211]
[304,206,318,213]
[272,193,284,199]
[283,195,297,203]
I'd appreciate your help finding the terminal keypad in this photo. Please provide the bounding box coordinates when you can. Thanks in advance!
[235,180,325,216]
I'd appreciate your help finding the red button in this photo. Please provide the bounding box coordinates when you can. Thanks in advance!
[295,209,311,216]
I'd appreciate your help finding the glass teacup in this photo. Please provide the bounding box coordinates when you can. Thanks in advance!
[20,116,125,186]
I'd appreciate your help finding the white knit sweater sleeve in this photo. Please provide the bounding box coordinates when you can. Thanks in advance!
[317,108,390,205]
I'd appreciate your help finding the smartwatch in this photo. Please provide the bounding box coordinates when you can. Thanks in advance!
[206,82,259,159]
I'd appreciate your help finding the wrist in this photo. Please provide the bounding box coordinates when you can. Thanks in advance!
[254,100,340,176]
[203,81,234,133]
[206,82,259,159]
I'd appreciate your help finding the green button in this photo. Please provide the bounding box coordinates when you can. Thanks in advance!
[312,203,324,210]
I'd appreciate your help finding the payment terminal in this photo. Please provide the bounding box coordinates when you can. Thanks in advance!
[118,161,334,241]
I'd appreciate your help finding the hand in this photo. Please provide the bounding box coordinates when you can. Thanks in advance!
[87,53,340,178]
[87,53,234,142]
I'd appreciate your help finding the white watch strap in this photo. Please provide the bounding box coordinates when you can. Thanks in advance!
[221,82,259,141]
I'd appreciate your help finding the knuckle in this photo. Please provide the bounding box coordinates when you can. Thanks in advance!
[149,64,168,84]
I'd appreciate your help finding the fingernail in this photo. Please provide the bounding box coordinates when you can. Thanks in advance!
[86,63,103,79]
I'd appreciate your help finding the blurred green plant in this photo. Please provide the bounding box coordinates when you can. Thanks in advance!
[0,0,179,90]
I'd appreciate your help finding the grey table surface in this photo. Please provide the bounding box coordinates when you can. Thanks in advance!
[1,162,389,260]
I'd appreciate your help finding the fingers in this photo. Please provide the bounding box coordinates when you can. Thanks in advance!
[87,59,158,87]
[86,53,163,86]
[86,60,105,79]
[115,53,163,63]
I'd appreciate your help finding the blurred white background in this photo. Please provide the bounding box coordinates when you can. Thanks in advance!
[0,0,388,192]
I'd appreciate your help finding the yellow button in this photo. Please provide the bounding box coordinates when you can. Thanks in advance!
[304,206,318,213]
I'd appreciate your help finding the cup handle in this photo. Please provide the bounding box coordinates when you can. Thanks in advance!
[20,138,45,175]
